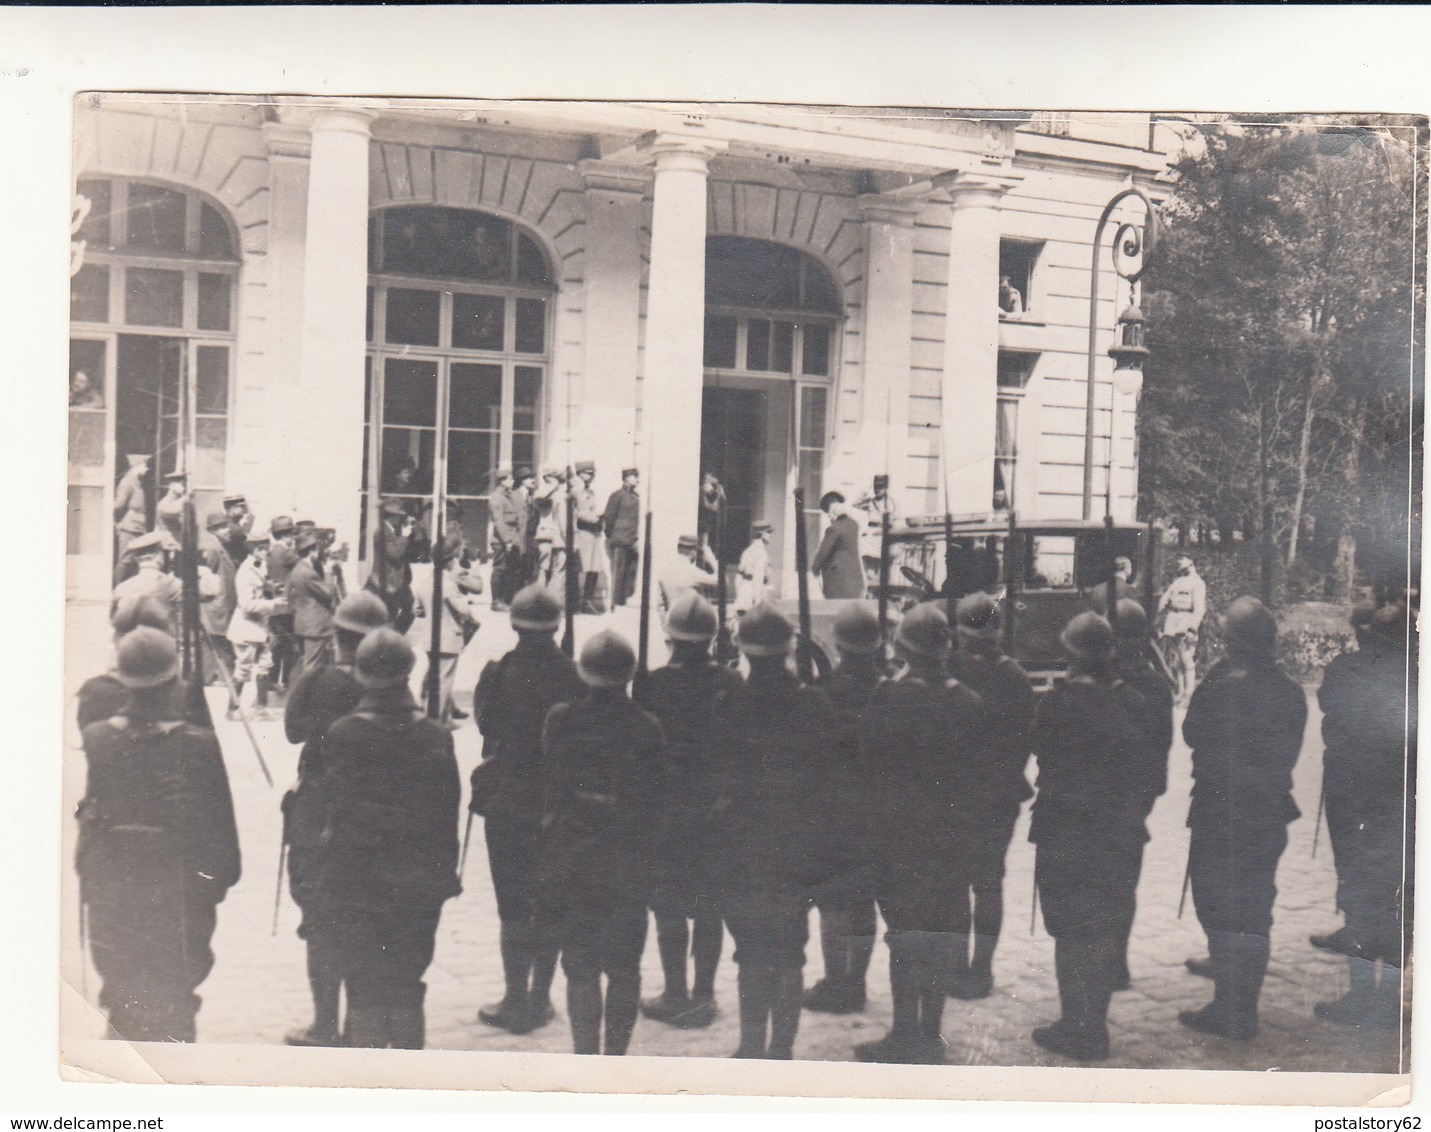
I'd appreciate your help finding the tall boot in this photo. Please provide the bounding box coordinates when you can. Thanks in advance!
[604,974,641,1055]
[1373,961,1404,1030]
[345,1005,390,1049]
[1228,932,1269,1038]
[226,681,244,720]
[766,969,804,1059]
[691,913,724,1004]
[388,986,426,1050]
[287,939,342,1046]
[1179,930,1258,1040]
[642,911,691,1020]
[845,900,877,1006]
[479,921,534,1033]
[806,906,852,1012]
[529,938,560,1030]
[255,675,271,709]
[1033,933,1110,1061]
[856,934,922,1063]
[567,978,603,1054]
[1316,953,1379,1026]
[732,965,775,1057]
[919,932,949,1063]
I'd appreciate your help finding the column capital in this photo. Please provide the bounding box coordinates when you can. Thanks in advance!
[934,169,1024,208]
[856,194,920,228]
[645,131,727,174]
[579,159,652,197]
[276,102,382,138]
[261,121,311,159]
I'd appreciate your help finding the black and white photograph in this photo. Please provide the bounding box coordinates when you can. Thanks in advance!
[13,4,1427,1116]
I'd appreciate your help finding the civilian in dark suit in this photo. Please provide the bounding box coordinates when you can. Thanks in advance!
[603,468,642,608]
[810,492,865,600]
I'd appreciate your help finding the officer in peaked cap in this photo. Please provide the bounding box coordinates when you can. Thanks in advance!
[306,628,460,1049]
[803,602,887,1016]
[943,591,1037,1001]
[539,629,671,1055]
[470,583,585,1035]
[634,592,743,1030]
[199,510,239,688]
[280,590,390,1047]
[1026,611,1148,1062]
[602,467,641,608]
[571,460,606,613]
[76,628,241,1043]
[1179,597,1306,1042]
[709,604,835,1059]
[856,603,983,1064]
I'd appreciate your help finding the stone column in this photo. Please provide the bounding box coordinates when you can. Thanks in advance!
[854,194,919,503]
[641,132,723,594]
[577,160,649,483]
[294,107,376,556]
[937,171,1020,515]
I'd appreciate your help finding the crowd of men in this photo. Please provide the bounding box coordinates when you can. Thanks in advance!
[76,464,1416,1062]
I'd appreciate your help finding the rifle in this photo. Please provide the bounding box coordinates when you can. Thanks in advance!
[877,510,892,655]
[793,487,814,683]
[178,493,212,730]
[637,511,654,676]
[944,511,957,628]
[272,840,287,936]
[1003,510,1018,653]
[426,513,445,720]
[200,623,275,787]
[562,479,577,658]
[714,495,736,664]
[1105,513,1119,636]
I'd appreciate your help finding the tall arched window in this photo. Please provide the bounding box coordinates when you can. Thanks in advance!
[365,206,554,558]
[68,177,239,581]
[700,236,841,564]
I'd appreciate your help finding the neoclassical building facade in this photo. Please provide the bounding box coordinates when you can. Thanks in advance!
[68,97,1169,599]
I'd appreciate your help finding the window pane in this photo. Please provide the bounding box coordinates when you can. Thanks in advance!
[514,366,541,432]
[465,214,514,281]
[515,297,546,354]
[801,324,830,376]
[194,418,227,485]
[746,319,770,371]
[798,449,823,502]
[69,411,105,468]
[802,262,840,313]
[67,486,105,556]
[366,287,375,343]
[70,340,107,409]
[706,236,800,309]
[516,233,551,285]
[511,432,536,473]
[196,346,229,414]
[379,207,515,282]
[449,498,490,562]
[125,267,184,327]
[448,430,496,496]
[125,183,187,254]
[703,315,737,368]
[382,359,438,427]
[77,179,112,248]
[799,385,828,449]
[380,427,435,495]
[199,202,234,259]
[451,292,505,351]
[70,265,109,323]
[449,363,503,430]
[197,273,232,332]
[384,287,440,346]
[772,321,795,373]
[1028,535,1076,589]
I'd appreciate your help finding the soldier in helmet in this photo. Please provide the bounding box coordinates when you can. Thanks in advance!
[77,595,180,730]
[856,603,984,1064]
[539,630,671,1054]
[281,590,391,1047]
[1311,601,1415,1029]
[1178,596,1306,1041]
[1109,599,1174,991]
[804,602,886,1015]
[634,592,742,1029]
[944,591,1036,1001]
[711,604,835,1059]
[306,628,461,1049]
[1027,611,1148,1062]
[76,628,242,1042]
[470,584,586,1034]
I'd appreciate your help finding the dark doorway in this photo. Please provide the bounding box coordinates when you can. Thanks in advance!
[114,334,184,525]
[700,385,766,566]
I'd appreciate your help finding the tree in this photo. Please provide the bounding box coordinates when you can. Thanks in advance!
[1142,119,1423,603]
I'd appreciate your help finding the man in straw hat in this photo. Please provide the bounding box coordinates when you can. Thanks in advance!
[1179,597,1306,1042]
[538,629,670,1054]
[469,583,585,1035]
[855,603,983,1064]
[634,592,742,1030]
[944,592,1037,1001]
[710,603,835,1059]
[1027,611,1149,1062]
[281,591,391,1047]
[76,627,241,1042]
[307,628,461,1049]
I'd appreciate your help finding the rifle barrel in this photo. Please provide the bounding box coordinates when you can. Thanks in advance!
[562,487,577,657]
[638,511,653,674]
[426,515,444,720]
[793,487,813,682]
[878,511,891,653]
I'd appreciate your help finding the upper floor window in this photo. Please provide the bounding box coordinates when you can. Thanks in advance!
[369,206,551,286]
[999,239,1044,319]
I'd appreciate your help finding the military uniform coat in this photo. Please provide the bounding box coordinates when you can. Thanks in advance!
[602,485,641,548]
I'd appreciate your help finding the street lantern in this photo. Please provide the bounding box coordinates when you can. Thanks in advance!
[1082,187,1160,521]
[1109,300,1149,397]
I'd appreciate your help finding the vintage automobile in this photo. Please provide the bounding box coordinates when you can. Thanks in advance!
[771,515,1167,689]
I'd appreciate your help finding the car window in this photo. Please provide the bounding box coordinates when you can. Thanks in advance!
[1026,535,1076,589]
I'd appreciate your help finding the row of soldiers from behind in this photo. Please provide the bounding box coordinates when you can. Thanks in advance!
[464,583,1178,1062]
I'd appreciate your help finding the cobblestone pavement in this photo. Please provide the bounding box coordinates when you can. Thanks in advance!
[61,598,1409,1075]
